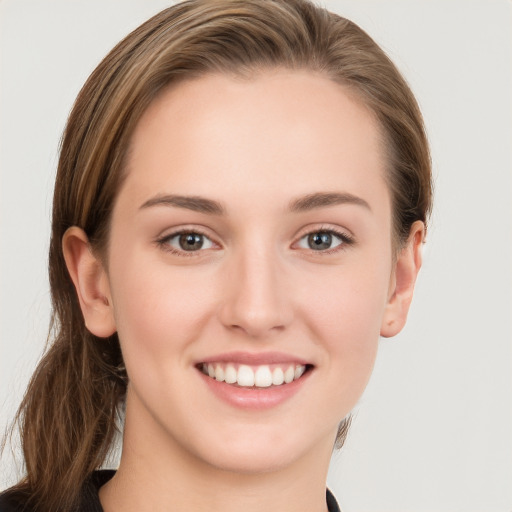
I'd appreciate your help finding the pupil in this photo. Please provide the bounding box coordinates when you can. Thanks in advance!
[179,233,203,251]
[308,232,331,250]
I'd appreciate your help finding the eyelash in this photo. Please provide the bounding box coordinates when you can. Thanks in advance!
[295,227,354,255]
[156,226,354,256]
[156,228,216,257]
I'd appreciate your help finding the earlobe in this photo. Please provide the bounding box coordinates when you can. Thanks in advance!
[380,221,425,338]
[62,226,117,338]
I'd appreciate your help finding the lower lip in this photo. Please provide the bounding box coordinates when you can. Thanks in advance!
[198,369,311,410]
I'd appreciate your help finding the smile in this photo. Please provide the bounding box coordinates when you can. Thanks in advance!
[199,362,309,388]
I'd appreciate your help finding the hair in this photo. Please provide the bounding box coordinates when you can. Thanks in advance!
[4,1,432,510]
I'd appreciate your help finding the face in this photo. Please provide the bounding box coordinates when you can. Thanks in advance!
[75,70,418,475]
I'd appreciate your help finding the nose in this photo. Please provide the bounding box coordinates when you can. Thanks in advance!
[218,246,294,338]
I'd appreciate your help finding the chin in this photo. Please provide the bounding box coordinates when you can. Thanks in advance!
[200,444,299,475]
[185,424,328,476]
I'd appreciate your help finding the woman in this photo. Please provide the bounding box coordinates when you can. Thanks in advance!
[0,0,431,511]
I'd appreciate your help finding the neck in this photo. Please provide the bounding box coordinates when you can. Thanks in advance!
[99,393,335,512]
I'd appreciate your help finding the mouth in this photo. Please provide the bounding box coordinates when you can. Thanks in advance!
[196,362,313,388]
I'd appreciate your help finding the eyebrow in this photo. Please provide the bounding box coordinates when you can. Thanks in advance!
[139,194,225,215]
[139,191,371,215]
[288,192,371,212]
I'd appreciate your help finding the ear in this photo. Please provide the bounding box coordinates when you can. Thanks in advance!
[380,221,425,338]
[62,226,117,338]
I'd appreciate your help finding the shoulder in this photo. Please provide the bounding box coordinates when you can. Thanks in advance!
[2,475,338,512]
[0,491,25,512]
[326,488,342,512]
[76,470,115,512]
[0,470,116,512]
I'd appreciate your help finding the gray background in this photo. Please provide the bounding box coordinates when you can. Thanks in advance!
[1,1,511,511]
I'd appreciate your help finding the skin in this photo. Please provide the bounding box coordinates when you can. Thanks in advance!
[63,70,424,512]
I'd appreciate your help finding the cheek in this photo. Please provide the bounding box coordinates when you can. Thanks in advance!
[298,255,391,389]
[304,260,390,340]
[108,253,217,364]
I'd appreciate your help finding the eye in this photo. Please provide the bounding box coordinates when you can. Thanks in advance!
[296,230,350,251]
[160,231,215,253]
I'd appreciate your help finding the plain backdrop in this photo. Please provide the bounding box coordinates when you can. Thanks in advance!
[1,1,511,511]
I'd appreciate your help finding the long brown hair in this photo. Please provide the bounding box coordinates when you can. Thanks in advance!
[5,1,432,510]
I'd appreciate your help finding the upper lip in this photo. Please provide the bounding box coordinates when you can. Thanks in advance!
[197,351,312,366]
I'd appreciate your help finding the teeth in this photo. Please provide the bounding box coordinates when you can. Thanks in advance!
[272,367,284,385]
[237,365,255,386]
[201,362,308,387]
[284,365,295,384]
[294,365,306,379]
[214,365,224,382]
[224,364,237,384]
[254,366,272,387]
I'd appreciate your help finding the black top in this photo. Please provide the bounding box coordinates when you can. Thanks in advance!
[0,470,341,512]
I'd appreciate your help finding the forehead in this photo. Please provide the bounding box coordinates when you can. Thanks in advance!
[121,70,388,215]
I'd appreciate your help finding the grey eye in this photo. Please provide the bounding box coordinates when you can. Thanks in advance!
[297,231,343,251]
